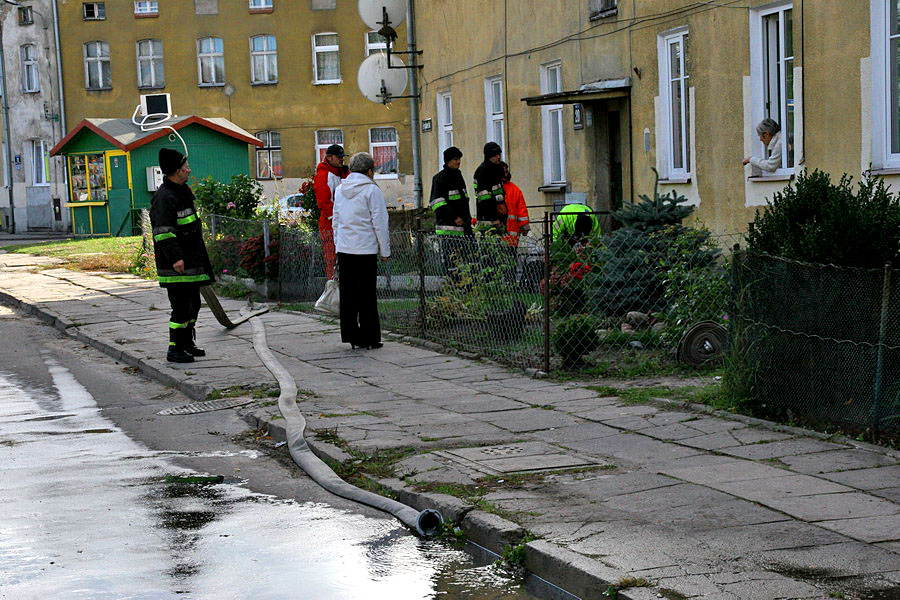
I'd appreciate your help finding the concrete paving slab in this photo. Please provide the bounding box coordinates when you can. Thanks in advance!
[873,487,900,503]
[698,520,847,553]
[816,514,900,543]
[720,438,849,460]
[763,541,900,577]
[660,459,795,485]
[529,422,622,443]
[476,407,584,433]
[781,448,898,474]
[710,474,855,503]
[818,465,900,490]
[568,433,700,464]
[766,492,900,522]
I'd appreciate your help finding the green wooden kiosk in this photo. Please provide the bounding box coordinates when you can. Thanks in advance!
[50,116,263,237]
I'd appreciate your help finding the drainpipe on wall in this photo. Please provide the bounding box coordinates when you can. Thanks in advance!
[51,0,63,136]
[0,7,16,234]
[406,0,422,210]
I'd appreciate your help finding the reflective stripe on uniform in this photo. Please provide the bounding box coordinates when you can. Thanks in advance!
[176,208,195,218]
[176,213,199,226]
[436,228,465,236]
[169,321,190,329]
[448,194,463,201]
[154,232,176,242]
[431,197,447,210]
[476,192,492,201]
[158,274,211,284]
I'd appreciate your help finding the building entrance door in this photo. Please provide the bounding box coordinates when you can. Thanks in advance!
[590,101,624,214]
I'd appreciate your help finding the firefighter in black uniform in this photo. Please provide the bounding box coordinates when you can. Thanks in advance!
[473,141,506,235]
[150,147,214,363]
[429,146,472,275]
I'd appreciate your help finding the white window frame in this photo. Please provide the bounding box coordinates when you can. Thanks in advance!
[136,39,164,89]
[197,37,225,87]
[255,131,282,180]
[749,2,795,175]
[20,44,39,93]
[436,91,453,156]
[82,2,105,20]
[657,27,691,180]
[872,0,900,169]
[365,31,388,56]
[83,41,111,90]
[250,0,273,7]
[540,61,566,185]
[312,33,341,85]
[484,76,505,147]
[315,129,343,163]
[250,35,278,84]
[31,140,49,186]
[18,6,33,25]
[369,127,398,179]
[134,1,158,15]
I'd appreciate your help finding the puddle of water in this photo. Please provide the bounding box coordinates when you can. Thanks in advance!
[0,359,542,600]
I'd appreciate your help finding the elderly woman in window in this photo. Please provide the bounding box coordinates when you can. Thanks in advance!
[742,118,782,173]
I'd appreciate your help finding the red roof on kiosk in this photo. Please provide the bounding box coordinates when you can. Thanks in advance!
[50,115,263,156]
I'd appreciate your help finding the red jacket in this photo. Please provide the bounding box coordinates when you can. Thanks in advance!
[314,160,349,231]
[502,181,530,247]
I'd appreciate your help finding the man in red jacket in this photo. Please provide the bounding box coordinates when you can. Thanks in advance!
[314,144,349,279]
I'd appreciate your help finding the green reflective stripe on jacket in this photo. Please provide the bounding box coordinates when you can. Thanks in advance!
[176,213,199,226]
[476,192,491,201]
[431,199,448,210]
[436,228,465,236]
[158,274,211,284]
[169,321,190,329]
[154,232,176,242]
[448,194,462,201]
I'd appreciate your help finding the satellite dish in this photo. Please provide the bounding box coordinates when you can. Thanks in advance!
[358,53,408,104]
[358,0,405,32]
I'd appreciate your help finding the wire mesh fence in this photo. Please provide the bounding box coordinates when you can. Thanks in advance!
[732,251,900,434]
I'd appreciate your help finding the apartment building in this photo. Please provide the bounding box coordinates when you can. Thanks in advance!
[0,0,68,232]
[56,0,413,206]
[414,0,883,235]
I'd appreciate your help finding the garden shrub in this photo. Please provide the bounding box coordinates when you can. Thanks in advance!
[748,169,900,267]
[552,314,600,367]
[192,174,264,219]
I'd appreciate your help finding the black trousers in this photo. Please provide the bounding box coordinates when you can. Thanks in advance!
[166,285,201,349]
[337,252,380,347]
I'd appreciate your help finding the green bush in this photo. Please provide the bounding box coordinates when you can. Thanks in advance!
[748,170,900,267]
[613,169,695,233]
[192,174,264,219]
[552,314,600,367]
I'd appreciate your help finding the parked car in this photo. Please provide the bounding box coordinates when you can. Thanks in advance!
[279,193,308,216]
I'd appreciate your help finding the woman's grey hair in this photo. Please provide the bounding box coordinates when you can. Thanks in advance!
[348,152,375,175]
[756,118,781,136]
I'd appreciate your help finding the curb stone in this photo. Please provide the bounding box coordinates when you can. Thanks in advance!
[524,540,644,600]
[378,478,473,524]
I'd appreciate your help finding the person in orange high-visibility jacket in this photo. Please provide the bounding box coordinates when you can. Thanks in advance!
[499,161,530,248]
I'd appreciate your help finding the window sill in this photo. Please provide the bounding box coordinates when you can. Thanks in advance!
[589,8,617,20]
[85,87,112,91]
[249,7,274,14]
[867,167,900,176]
[538,184,567,193]
[83,17,106,21]
[134,13,159,18]
[138,85,166,90]
[251,81,278,86]
[658,177,691,184]
[313,80,342,85]
[198,83,226,88]
[30,183,51,187]
[22,89,40,94]
[747,174,793,182]
[374,173,399,180]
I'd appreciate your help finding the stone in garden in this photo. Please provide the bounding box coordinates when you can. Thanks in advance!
[629,340,644,349]
[625,311,651,328]
[621,323,635,334]
[651,322,667,333]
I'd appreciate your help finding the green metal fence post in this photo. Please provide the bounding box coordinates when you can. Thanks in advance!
[872,261,892,433]
[416,217,426,339]
[543,212,551,374]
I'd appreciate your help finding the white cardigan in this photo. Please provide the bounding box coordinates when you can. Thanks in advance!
[332,172,391,258]
[749,131,783,173]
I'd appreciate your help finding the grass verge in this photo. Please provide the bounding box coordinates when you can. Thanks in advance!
[3,236,145,274]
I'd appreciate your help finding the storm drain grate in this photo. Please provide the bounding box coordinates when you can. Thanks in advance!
[436,441,603,475]
[157,398,255,415]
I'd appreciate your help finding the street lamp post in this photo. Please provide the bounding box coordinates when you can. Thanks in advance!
[0,0,18,233]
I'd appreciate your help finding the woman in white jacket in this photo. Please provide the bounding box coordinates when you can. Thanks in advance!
[332,152,391,349]
[743,118,783,173]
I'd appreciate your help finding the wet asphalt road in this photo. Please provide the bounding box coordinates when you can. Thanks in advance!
[0,306,538,600]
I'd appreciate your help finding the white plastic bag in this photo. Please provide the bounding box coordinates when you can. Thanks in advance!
[315,279,340,315]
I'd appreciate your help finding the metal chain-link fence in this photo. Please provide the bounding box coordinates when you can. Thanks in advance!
[732,251,900,433]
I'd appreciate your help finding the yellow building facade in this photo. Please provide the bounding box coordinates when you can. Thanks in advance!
[415,0,883,235]
[56,0,413,204]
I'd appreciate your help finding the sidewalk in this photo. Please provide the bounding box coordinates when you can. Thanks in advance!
[1,251,898,600]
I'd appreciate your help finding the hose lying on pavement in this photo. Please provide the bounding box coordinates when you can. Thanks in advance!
[200,285,269,328]
[248,314,444,537]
